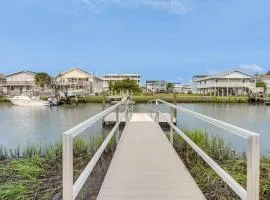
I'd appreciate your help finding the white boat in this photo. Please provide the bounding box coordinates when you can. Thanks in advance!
[9,95,50,107]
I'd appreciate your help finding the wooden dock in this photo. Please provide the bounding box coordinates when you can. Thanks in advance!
[97,113,205,200]
[104,112,176,127]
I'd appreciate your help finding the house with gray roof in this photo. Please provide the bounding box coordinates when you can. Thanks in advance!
[3,71,37,95]
[193,70,257,96]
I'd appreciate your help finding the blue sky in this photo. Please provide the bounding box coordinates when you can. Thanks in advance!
[0,0,269,83]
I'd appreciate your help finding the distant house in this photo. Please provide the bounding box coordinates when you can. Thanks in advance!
[182,85,193,94]
[193,70,256,96]
[192,75,209,93]
[258,75,270,95]
[55,68,105,94]
[3,71,36,95]
[103,73,141,91]
[0,73,6,94]
[146,80,167,93]
[93,75,106,94]
[172,83,183,93]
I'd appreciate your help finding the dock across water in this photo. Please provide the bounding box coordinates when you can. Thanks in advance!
[97,113,205,200]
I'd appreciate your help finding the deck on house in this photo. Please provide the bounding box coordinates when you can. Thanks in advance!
[97,113,205,200]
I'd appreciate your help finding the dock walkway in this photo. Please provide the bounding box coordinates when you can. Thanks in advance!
[97,113,205,200]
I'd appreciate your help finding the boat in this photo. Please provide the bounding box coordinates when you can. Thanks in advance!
[9,95,50,107]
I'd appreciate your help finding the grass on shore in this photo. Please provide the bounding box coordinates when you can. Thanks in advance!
[67,94,249,104]
[133,94,249,103]
[0,96,9,102]
[1,94,249,104]
[173,129,270,200]
[1,129,269,200]
[0,135,117,200]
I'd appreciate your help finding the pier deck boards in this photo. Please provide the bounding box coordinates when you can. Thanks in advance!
[97,113,205,200]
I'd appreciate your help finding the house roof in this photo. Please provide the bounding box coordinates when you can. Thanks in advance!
[55,67,92,77]
[5,70,36,77]
[195,70,256,82]
[192,75,209,79]
[93,75,105,81]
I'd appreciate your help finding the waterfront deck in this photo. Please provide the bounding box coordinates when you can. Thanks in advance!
[97,113,205,200]
[62,100,260,200]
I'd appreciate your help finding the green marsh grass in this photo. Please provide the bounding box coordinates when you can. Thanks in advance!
[0,134,117,200]
[133,94,249,103]
[173,129,270,200]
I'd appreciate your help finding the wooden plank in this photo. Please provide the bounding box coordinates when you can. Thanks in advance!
[97,114,205,200]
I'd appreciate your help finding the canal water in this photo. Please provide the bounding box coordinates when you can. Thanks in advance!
[0,103,269,153]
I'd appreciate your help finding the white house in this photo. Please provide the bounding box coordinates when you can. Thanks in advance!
[55,68,105,94]
[103,73,141,90]
[172,83,183,93]
[192,75,209,93]
[3,71,36,95]
[146,80,167,93]
[194,70,257,96]
[182,85,193,94]
[93,75,106,94]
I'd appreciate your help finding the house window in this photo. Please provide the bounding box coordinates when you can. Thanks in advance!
[11,87,14,90]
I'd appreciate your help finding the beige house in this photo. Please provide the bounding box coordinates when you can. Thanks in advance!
[55,68,105,94]
[194,70,257,96]
[3,71,36,95]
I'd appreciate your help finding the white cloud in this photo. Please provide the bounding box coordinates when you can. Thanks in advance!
[77,0,192,14]
[237,64,264,73]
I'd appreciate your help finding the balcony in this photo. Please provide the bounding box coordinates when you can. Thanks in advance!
[4,81,35,86]
[196,82,256,89]
[55,80,90,86]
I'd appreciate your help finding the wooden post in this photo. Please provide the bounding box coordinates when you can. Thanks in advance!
[247,135,260,200]
[63,134,73,200]
[155,100,159,122]
[170,107,174,145]
[173,93,177,124]
[125,101,129,122]
[116,107,120,144]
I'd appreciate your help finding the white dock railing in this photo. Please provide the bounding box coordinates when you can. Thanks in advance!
[62,99,132,200]
[148,99,260,200]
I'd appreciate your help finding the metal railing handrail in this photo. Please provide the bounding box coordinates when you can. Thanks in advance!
[63,99,132,200]
[158,99,258,139]
[151,99,260,200]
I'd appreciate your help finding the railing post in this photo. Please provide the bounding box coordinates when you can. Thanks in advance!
[63,134,73,200]
[116,106,120,144]
[155,100,159,122]
[125,100,129,122]
[170,107,174,145]
[247,135,260,200]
